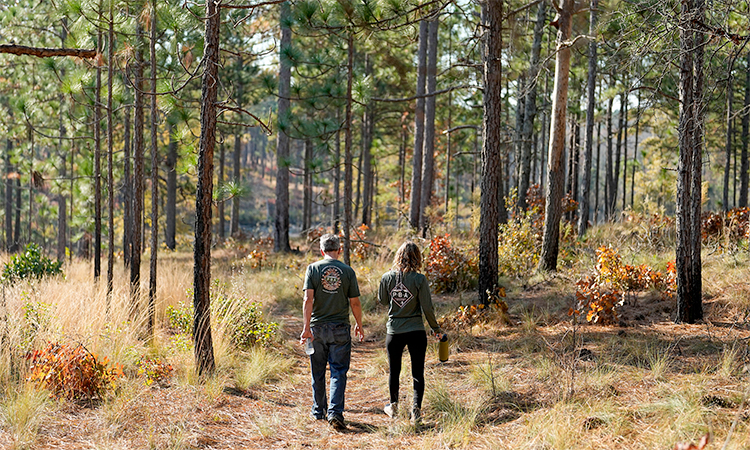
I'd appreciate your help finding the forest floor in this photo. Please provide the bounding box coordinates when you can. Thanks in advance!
[6,272,750,450]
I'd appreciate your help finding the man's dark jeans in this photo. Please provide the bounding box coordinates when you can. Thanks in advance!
[309,322,351,421]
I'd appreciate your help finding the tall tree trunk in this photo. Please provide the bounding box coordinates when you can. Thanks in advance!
[538,0,574,272]
[4,139,12,251]
[362,101,374,226]
[343,33,354,264]
[514,76,525,197]
[28,129,34,245]
[409,21,428,229]
[166,121,177,250]
[274,1,292,253]
[303,139,312,231]
[621,95,628,212]
[605,95,613,220]
[419,17,439,235]
[57,19,68,262]
[578,0,598,236]
[478,0,503,305]
[361,53,373,227]
[333,110,341,233]
[131,17,145,312]
[148,0,159,338]
[400,113,407,207]
[740,52,750,207]
[193,0,219,376]
[14,174,20,251]
[724,68,734,212]
[123,105,132,267]
[675,0,704,324]
[689,0,705,322]
[612,90,624,217]
[571,116,580,223]
[106,2,115,302]
[631,89,640,207]
[94,23,102,281]
[218,141,226,239]
[595,120,601,222]
[231,56,243,236]
[354,137,362,221]
[518,0,546,210]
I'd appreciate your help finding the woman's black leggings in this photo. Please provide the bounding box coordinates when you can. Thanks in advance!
[386,330,428,408]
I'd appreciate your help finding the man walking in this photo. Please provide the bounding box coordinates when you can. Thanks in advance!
[300,234,364,430]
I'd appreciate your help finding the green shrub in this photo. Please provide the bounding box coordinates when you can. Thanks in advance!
[498,210,543,278]
[167,292,279,349]
[2,244,63,283]
[21,301,52,351]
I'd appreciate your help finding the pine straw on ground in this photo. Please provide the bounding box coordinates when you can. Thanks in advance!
[4,291,750,449]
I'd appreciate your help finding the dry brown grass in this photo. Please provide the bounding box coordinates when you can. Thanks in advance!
[2,235,750,449]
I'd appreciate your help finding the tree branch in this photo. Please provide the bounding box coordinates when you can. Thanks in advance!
[0,44,97,59]
[372,84,477,103]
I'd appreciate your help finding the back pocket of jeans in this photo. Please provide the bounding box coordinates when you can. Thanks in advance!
[331,324,351,345]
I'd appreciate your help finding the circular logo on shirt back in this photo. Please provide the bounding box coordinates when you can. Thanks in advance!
[321,266,342,293]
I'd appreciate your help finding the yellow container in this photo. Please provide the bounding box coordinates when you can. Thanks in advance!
[438,334,449,362]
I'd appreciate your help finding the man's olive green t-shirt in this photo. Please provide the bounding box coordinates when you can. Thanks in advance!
[303,257,360,326]
[378,270,441,335]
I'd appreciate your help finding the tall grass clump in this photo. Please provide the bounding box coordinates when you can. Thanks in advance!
[0,386,50,449]
[427,382,487,445]
[234,346,294,391]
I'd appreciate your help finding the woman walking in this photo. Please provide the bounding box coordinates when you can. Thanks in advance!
[379,241,442,425]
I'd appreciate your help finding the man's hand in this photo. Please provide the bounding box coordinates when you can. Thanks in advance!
[353,323,364,342]
[300,327,313,345]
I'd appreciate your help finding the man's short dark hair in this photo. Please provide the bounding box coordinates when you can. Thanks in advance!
[320,234,341,252]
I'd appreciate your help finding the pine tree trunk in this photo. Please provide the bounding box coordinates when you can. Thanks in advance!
[13,175,20,251]
[148,0,159,338]
[577,0,598,236]
[621,96,628,212]
[595,121,601,222]
[106,3,115,300]
[231,56,243,236]
[409,21,428,229]
[478,0,503,304]
[740,52,750,207]
[605,95,613,220]
[343,33,355,264]
[274,1,292,253]
[724,70,734,212]
[689,0,705,322]
[361,101,373,227]
[420,17,439,236]
[193,0,220,376]
[538,0,574,272]
[131,17,145,311]
[166,121,177,250]
[123,105,132,267]
[303,139,312,231]
[4,140,12,251]
[631,89,640,207]
[612,91,624,218]
[94,24,102,280]
[218,141,226,239]
[333,110,341,233]
[57,20,68,262]
[518,0,546,210]
[675,0,703,324]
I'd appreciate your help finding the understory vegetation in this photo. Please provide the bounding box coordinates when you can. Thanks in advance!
[0,216,749,449]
